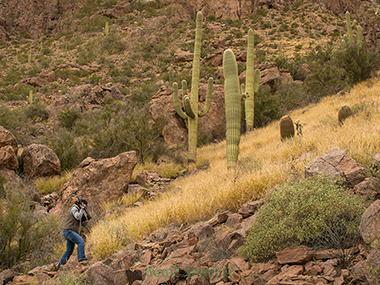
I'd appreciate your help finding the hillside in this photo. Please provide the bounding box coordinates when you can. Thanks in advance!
[0,0,380,284]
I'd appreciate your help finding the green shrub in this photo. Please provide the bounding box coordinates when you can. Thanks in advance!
[58,109,81,130]
[24,103,49,122]
[0,184,59,269]
[240,178,364,262]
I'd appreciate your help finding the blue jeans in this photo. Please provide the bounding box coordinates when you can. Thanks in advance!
[59,229,87,265]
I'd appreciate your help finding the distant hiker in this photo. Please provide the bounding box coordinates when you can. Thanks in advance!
[55,197,91,270]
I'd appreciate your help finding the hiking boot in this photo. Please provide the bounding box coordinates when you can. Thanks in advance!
[52,262,61,271]
[79,259,88,266]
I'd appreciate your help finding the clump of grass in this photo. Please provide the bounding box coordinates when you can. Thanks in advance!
[34,172,72,194]
[89,78,380,259]
[240,177,364,261]
[133,162,186,180]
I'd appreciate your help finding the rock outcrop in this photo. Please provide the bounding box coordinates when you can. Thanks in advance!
[0,126,17,150]
[149,84,225,148]
[0,145,18,171]
[21,144,61,179]
[305,148,366,186]
[55,151,138,214]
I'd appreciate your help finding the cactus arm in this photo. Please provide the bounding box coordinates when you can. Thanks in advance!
[254,69,260,93]
[181,80,188,96]
[245,29,255,131]
[223,49,241,170]
[199,77,214,117]
[172,82,188,120]
[241,83,246,99]
[183,96,196,119]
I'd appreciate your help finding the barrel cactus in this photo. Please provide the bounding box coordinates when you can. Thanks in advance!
[338,105,353,125]
[172,11,213,162]
[223,49,241,169]
[244,29,261,131]
[280,115,295,141]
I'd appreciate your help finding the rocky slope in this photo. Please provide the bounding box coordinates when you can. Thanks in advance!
[2,148,380,285]
[0,0,378,153]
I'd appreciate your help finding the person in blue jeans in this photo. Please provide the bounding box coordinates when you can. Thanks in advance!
[55,197,91,270]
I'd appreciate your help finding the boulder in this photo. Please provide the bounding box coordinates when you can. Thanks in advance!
[55,151,137,214]
[360,200,380,244]
[21,144,61,179]
[238,200,264,218]
[0,269,15,285]
[0,146,18,171]
[149,84,225,148]
[305,148,366,186]
[353,177,380,200]
[86,262,115,285]
[276,246,313,265]
[0,126,17,150]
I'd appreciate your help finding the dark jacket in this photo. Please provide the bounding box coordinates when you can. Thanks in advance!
[63,204,91,233]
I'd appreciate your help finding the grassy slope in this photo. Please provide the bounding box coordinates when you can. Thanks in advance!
[89,75,380,259]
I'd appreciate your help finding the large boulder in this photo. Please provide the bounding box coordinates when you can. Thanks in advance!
[86,262,116,285]
[56,151,138,214]
[360,200,380,244]
[149,84,225,148]
[305,148,366,186]
[21,144,61,179]
[0,126,17,150]
[0,145,18,171]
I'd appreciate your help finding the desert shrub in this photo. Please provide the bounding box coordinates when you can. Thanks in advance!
[240,177,364,262]
[254,85,282,127]
[48,129,88,170]
[24,103,49,122]
[101,33,125,54]
[55,272,88,285]
[58,109,81,130]
[0,185,59,269]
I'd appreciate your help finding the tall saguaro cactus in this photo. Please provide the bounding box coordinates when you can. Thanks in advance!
[172,11,213,162]
[244,29,260,131]
[223,49,241,169]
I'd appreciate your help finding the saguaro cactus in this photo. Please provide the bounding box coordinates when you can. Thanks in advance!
[223,49,241,169]
[280,115,295,141]
[172,11,213,162]
[104,21,110,36]
[244,29,260,131]
[28,90,34,104]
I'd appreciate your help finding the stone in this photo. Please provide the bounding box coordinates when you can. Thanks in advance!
[238,200,264,218]
[54,151,137,215]
[86,262,115,285]
[0,126,17,150]
[354,177,380,199]
[207,210,230,226]
[0,146,18,171]
[0,269,15,285]
[374,153,380,170]
[305,148,366,186]
[276,246,313,265]
[21,144,61,179]
[267,265,304,284]
[360,200,380,244]
[225,213,243,229]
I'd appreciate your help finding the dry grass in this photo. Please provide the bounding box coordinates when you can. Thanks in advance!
[89,77,380,259]
[34,171,72,194]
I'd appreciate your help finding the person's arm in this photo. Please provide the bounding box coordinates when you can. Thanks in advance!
[70,205,85,221]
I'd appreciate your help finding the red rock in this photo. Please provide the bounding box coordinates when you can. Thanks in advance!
[0,126,17,150]
[276,246,313,265]
[140,250,152,265]
[0,145,18,171]
[225,213,243,229]
[238,200,264,218]
[267,265,304,284]
[207,210,230,227]
[360,200,380,244]
[304,261,323,275]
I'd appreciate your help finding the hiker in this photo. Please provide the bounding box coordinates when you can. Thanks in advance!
[56,197,91,270]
